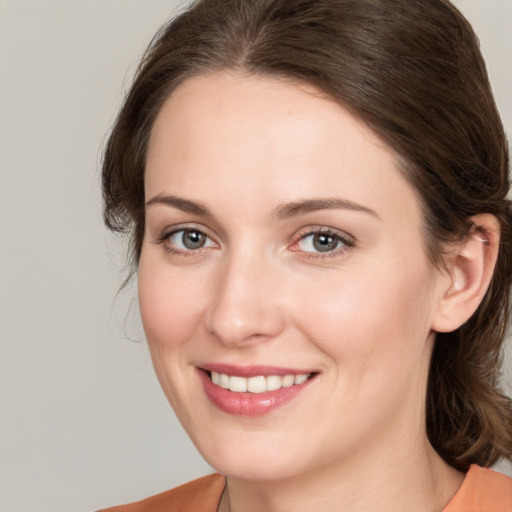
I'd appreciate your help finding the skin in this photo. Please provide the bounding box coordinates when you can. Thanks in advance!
[139,72,467,511]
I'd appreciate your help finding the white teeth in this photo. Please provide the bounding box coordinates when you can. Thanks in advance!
[281,375,295,388]
[229,376,247,392]
[209,372,311,393]
[294,374,308,385]
[266,375,282,391]
[219,373,230,389]
[247,376,267,393]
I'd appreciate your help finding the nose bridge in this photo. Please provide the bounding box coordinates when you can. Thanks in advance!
[205,243,285,346]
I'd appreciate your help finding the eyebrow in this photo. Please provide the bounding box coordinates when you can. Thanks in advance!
[145,194,212,216]
[145,194,379,220]
[274,198,380,220]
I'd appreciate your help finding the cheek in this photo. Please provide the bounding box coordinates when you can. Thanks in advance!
[290,258,435,375]
[137,254,208,351]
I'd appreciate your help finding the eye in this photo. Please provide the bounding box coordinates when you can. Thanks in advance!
[294,229,354,256]
[299,232,340,253]
[166,228,216,252]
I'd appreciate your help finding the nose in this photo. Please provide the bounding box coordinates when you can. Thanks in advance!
[204,252,286,347]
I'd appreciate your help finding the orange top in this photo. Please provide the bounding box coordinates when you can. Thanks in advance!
[97,474,225,512]
[98,465,512,512]
[443,465,512,512]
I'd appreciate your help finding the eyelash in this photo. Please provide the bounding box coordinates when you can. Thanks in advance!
[156,225,216,256]
[156,226,355,260]
[292,227,355,260]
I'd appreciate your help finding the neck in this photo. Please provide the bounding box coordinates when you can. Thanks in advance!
[219,425,463,512]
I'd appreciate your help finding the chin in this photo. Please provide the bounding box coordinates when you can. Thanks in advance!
[209,455,303,482]
[191,430,315,481]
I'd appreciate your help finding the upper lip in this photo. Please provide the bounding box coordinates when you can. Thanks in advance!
[199,363,316,378]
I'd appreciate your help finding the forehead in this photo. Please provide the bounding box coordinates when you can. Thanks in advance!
[145,71,421,226]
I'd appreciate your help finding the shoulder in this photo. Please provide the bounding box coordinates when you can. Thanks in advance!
[444,465,512,512]
[97,474,225,512]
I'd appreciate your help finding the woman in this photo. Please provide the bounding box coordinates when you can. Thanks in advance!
[98,0,512,510]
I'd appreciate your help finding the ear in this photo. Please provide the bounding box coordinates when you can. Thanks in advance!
[432,213,501,333]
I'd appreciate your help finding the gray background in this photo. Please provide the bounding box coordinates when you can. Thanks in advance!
[1,1,511,511]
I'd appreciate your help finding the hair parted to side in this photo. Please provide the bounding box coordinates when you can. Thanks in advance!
[102,0,512,470]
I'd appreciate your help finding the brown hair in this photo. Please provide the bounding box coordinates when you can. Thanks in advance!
[102,0,512,470]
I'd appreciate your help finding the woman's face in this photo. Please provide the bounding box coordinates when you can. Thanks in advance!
[139,72,448,480]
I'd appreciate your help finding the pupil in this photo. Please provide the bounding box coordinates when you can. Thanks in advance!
[183,230,204,249]
[313,234,337,252]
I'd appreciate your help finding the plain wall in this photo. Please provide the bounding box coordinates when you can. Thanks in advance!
[1,1,511,511]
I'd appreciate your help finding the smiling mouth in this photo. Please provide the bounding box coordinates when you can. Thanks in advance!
[199,367,317,415]
[207,371,314,393]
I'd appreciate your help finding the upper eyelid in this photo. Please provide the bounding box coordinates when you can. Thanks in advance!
[162,225,354,242]
[146,209,226,239]
[294,225,355,243]
[161,223,214,239]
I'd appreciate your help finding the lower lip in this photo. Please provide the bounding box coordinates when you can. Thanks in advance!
[199,370,314,416]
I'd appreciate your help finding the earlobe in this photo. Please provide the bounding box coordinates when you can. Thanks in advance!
[432,214,500,333]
